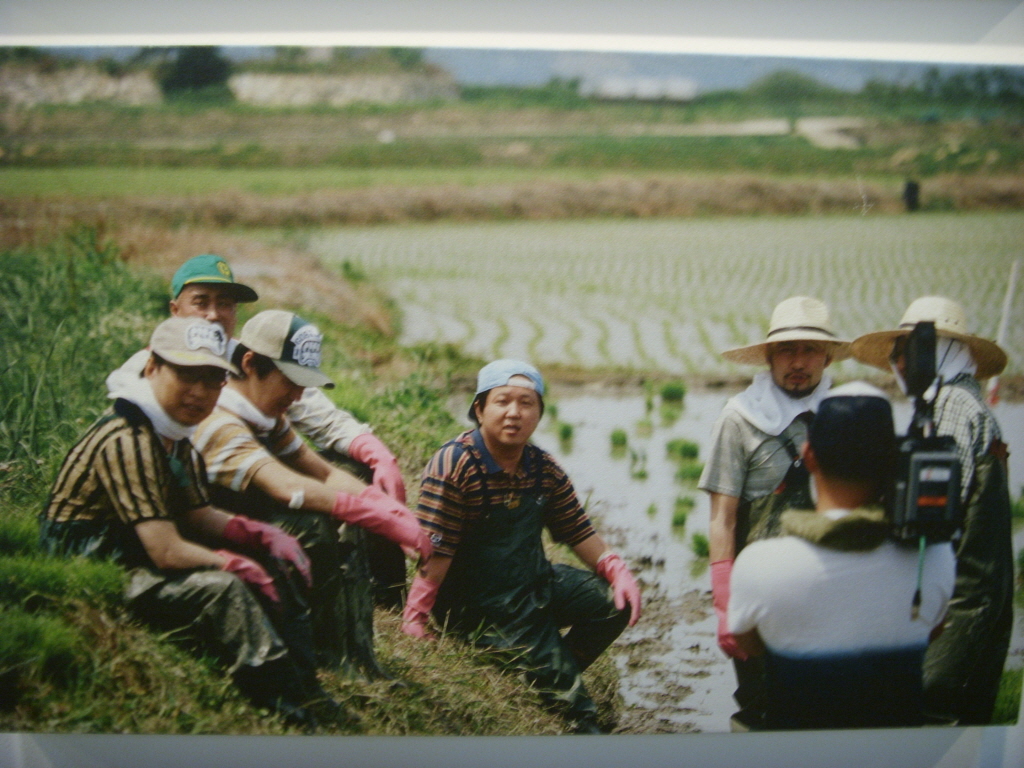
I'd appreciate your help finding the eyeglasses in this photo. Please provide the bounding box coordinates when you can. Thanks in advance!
[166,361,228,388]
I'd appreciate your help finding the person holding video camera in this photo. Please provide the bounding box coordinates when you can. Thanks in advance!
[728,383,956,730]
[852,296,1013,726]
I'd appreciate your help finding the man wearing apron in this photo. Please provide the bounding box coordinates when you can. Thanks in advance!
[402,359,642,734]
[698,297,851,730]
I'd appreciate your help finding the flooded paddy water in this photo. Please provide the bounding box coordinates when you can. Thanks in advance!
[493,388,1024,733]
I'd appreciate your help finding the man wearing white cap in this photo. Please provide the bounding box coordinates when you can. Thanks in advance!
[698,296,851,729]
[852,296,1013,725]
[192,309,432,680]
[728,383,955,729]
[402,359,641,734]
[42,317,338,727]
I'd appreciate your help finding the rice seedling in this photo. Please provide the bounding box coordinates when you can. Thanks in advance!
[691,532,710,558]
[666,438,700,461]
[558,422,574,443]
[660,381,686,403]
[628,449,648,481]
[675,462,706,484]
[646,503,658,519]
[610,428,628,449]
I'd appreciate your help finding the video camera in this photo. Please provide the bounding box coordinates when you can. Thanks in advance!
[889,322,963,543]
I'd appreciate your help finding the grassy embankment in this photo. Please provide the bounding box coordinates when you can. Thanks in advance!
[0,229,621,734]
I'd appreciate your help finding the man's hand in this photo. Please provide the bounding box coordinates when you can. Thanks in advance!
[710,559,748,660]
[596,552,642,627]
[348,433,407,504]
[331,486,432,563]
[216,550,280,604]
[221,515,312,588]
[401,576,440,640]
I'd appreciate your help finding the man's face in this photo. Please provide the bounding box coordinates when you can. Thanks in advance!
[146,358,225,426]
[247,363,306,420]
[767,340,831,398]
[889,335,908,379]
[170,284,239,337]
[474,381,542,452]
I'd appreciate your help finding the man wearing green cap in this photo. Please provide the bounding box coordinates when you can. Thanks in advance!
[43,316,339,728]
[106,254,411,674]
[402,359,641,734]
[192,310,432,679]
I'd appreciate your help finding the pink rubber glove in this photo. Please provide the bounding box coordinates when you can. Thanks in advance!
[710,559,747,660]
[332,486,433,563]
[222,515,312,588]
[348,433,407,504]
[595,552,642,627]
[216,550,280,604]
[402,576,440,640]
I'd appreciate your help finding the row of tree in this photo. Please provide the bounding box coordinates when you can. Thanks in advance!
[2,45,1023,109]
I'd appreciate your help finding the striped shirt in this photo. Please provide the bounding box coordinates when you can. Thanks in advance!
[43,399,209,527]
[417,429,596,558]
[934,374,1003,503]
[191,404,304,492]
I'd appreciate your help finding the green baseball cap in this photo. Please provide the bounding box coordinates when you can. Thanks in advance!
[170,254,259,303]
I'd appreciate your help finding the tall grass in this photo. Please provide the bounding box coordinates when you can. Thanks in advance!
[0,228,166,502]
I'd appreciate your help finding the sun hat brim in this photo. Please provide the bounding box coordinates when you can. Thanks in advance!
[722,332,852,366]
[851,327,1007,380]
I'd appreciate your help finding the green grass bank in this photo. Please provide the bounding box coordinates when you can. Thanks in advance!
[0,229,619,735]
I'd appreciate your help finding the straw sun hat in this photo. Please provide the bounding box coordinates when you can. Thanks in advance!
[851,296,1007,380]
[722,296,852,365]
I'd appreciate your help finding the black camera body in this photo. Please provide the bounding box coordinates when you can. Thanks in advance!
[891,434,962,542]
[888,322,964,543]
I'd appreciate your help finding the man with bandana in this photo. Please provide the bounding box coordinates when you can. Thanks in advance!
[698,296,851,730]
[851,296,1013,725]
[191,310,432,679]
[41,317,339,728]
[401,359,641,734]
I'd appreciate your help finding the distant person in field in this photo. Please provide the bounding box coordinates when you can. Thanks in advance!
[852,296,1013,725]
[105,254,410,677]
[697,296,851,730]
[728,383,955,730]
[41,317,340,728]
[402,359,641,734]
[190,309,432,680]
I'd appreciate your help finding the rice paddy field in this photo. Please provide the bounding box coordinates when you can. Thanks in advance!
[307,211,1024,379]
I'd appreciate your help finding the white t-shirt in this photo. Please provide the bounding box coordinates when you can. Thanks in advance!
[729,513,956,655]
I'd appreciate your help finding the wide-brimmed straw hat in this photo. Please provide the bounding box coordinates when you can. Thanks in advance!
[722,296,851,365]
[851,296,1007,379]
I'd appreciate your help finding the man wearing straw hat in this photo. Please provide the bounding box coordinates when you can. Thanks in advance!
[698,296,851,730]
[851,296,1013,725]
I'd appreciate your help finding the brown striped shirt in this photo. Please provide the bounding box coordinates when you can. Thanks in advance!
[416,429,595,558]
[43,399,209,527]
[191,405,303,492]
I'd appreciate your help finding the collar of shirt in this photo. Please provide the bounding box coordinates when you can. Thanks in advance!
[469,428,536,477]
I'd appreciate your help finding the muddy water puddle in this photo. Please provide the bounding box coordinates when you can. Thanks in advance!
[523,389,1024,733]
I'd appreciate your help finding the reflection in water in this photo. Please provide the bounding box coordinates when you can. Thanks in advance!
[529,389,1024,733]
